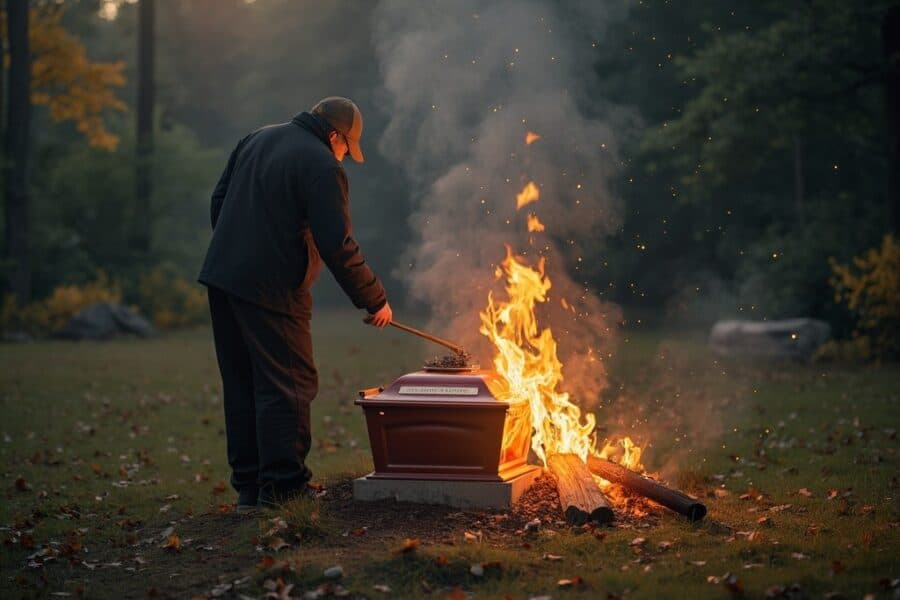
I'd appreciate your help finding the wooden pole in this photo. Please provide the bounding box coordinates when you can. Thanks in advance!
[586,456,707,522]
[547,453,614,525]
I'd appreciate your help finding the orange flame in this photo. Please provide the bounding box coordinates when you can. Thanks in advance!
[526,213,545,232]
[516,181,540,210]
[480,247,644,475]
[525,131,541,145]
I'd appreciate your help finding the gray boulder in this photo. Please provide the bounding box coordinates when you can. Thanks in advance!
[709,318,831,361]
[57,302,156,340]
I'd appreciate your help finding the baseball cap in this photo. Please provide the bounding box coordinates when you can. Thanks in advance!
[310,96,364,163]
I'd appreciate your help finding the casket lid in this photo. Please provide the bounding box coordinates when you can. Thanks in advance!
[356,370,522,407]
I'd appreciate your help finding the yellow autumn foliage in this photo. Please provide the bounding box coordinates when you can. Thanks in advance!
[829,234,900,360]
[1,272,122,335]
[137,267,208,330]
[2,6,126,150]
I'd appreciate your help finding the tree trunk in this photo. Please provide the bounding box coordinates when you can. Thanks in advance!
[3,0,32,304]
[792,135,805,226]
[883,5,900,235]
[547,453,614,525]
[133,0,155,255]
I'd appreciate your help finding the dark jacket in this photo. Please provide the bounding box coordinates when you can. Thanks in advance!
[198,112,387,316]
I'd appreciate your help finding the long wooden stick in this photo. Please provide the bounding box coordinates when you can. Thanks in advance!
[388,320,467,355]
[547,454,614,525]
[586,456,707,522]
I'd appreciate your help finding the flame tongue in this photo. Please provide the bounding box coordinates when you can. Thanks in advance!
[479,247,597,465]
[479,247,644,475]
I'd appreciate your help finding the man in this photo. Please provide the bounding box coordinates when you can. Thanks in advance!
[198,97,392,511]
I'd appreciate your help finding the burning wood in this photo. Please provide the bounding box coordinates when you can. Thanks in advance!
[547,453,614,525]
[586,456,707,522]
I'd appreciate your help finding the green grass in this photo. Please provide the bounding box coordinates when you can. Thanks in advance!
[1,312,898,599]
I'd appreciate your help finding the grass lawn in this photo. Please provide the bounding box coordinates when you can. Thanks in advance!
[1,312,898,599]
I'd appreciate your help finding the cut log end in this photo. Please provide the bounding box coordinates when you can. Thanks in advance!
[548,453,614,525]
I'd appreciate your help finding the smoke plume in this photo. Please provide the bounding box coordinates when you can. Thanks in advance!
[372,0,629,407]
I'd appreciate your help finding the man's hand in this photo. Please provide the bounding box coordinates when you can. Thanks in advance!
[364,302,393,329]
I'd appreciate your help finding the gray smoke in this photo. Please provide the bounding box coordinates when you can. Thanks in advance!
[373,0,630,407]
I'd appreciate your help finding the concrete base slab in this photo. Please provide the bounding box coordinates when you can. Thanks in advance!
[353,466,542,510]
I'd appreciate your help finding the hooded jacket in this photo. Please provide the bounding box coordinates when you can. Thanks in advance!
[198,112,387,315]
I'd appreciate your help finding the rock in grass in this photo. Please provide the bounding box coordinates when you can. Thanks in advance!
[323,565,343,579]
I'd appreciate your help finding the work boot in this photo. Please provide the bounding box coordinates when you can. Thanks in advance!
[236,488,259,514]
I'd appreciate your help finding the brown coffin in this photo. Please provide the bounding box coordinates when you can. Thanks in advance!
[356,370,532,482]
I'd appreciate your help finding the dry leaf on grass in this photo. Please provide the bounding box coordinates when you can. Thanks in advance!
[394,538,419,554]
[267,537,289,551]
[163,534,181,552]
[722,573,744,593]
[558,577,583,588]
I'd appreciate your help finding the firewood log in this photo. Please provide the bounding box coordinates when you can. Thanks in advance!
[547,453,614,525]
[586,456,706,522]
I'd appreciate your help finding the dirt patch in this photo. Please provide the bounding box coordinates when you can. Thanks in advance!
[321,474,661,547]
[7,475,665,598]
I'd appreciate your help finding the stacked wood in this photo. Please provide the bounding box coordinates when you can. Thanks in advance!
[586,456,707,522]
[547,453,614,525]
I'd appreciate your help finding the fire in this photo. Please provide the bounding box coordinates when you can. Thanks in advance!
[480,247,644,474]
[515,181,540,209]
[525,131,541,145]
[526,213,545,232]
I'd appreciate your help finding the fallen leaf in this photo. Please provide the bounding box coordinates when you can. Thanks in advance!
[211,481,227,495]
[470,563,484,577]
[657,541,673,551]
[798,488,813,498]
[434,556,448,566]
[373,584,391,593]
[558,577,583,588]
[445,588,466,600]
[756,516,772,527]
[542,553,563,561]
[394,538,419,554]
[267,537,289,551]
[629,537,647,547]
[714,488,731,498]
[14,477,31,492]
[163,534,181,552]
[722,572,744,593]
[827,489,839,500]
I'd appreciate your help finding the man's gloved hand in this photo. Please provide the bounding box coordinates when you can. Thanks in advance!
[364,301,393,329]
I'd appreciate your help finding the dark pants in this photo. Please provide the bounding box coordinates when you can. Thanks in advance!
[207,286,317,503]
